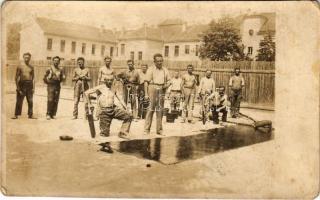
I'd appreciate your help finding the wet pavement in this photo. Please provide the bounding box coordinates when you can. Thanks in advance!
[102,125,273,164]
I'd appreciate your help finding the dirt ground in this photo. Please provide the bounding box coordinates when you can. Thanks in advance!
[1,85,315,198]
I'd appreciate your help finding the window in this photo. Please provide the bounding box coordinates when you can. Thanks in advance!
[71,41,76,53]
[164,46,169,57]
[121,44,125,55]
[138,51,143,60]
[47,38,52,50]
[110,47,114,57]
[174,45,179,57]
[195,45,199,56]
[130,51,134,60]
[115,47,118,57]
[92,44,96,55]
[185,45,190,54]
[101,45,105,56]
[60,40,65,52]
[248,47,253,55]
[82,43,86,54]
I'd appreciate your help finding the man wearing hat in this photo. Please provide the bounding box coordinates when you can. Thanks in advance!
[84,77,132,138]
[43,56,66,120]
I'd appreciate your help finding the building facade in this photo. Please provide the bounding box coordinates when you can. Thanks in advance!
[18,14,275,62]
[240,13,275,59]
[19,18,117,61]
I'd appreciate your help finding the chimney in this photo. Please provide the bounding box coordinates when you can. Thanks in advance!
[143,23,147,36]
[182,22,187,32]
[100,25,106,33]
[121,27,126,36]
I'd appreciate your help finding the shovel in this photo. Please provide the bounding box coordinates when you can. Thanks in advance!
[238,112,272,130]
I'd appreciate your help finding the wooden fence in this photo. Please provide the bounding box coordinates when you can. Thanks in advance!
[5,60,275,108]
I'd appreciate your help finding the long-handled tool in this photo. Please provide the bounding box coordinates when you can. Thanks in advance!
[238,112,272,130]
[82,80,96,138]
[200,94,207,125]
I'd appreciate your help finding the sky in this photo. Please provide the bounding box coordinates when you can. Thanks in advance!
[3,1,276,30]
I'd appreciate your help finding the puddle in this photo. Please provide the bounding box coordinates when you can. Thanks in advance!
[104,125,273,165]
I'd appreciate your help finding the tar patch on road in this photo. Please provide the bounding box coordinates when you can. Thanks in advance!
[103,125,273,165]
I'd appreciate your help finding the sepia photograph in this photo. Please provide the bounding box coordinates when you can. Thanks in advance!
[1,1,319,199]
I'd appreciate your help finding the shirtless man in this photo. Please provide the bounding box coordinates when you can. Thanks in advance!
[12,52,36,119]
[181,64,197,123]
[97,56,115,86]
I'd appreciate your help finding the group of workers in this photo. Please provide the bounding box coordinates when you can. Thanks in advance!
[11,52,245,139]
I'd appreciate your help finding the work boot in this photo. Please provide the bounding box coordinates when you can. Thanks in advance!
[50,115,56,119]
[11,115,18,119]
[119,132,129,139]
[156,131,165,136]
[46,115,51,120]
[143,130,150,135]
[100,132,109,137]
[28,115,37,119]
[72,116,78,120]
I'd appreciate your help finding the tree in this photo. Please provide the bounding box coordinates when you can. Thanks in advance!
[7,23,21,60]
[256,32,275,61]
[199,17,244,61]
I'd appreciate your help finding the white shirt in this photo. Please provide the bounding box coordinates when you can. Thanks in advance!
[199,77,215,94]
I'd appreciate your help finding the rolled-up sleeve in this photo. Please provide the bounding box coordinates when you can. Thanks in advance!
[145,68,153,83]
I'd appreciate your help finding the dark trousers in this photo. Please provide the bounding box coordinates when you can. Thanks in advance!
[212,106,227,123]
[229,89,242,117]
[15,81,33,116]
[47,83,61,117]
[99,106,133,136]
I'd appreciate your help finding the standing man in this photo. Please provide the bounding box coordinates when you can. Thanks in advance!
[43,56,66,120]
[144,53,171,135]
[72,57,91,119]
[199,70,215,96]
[137,64,149,119]
[168,71,182,111]
[12,52,36,119]
[97,56,115,86]
[181,64,197,123]
[198,70,215,121]
[209,86,228,124]
[119,60,140,119]
[228,67,245,118]
[84,78,132,139]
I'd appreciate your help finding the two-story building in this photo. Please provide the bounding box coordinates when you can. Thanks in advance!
[240,13,275,59]
[116,24,163,61]
[18,13,275,62]
[19,17,117,61]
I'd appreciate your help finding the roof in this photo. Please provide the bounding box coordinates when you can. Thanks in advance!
[165,24,209,43]
[242,13,275,34]
[158,18,185,26]
[35,17,116,44]
[118,26,163,41]
[258,13,275,34]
